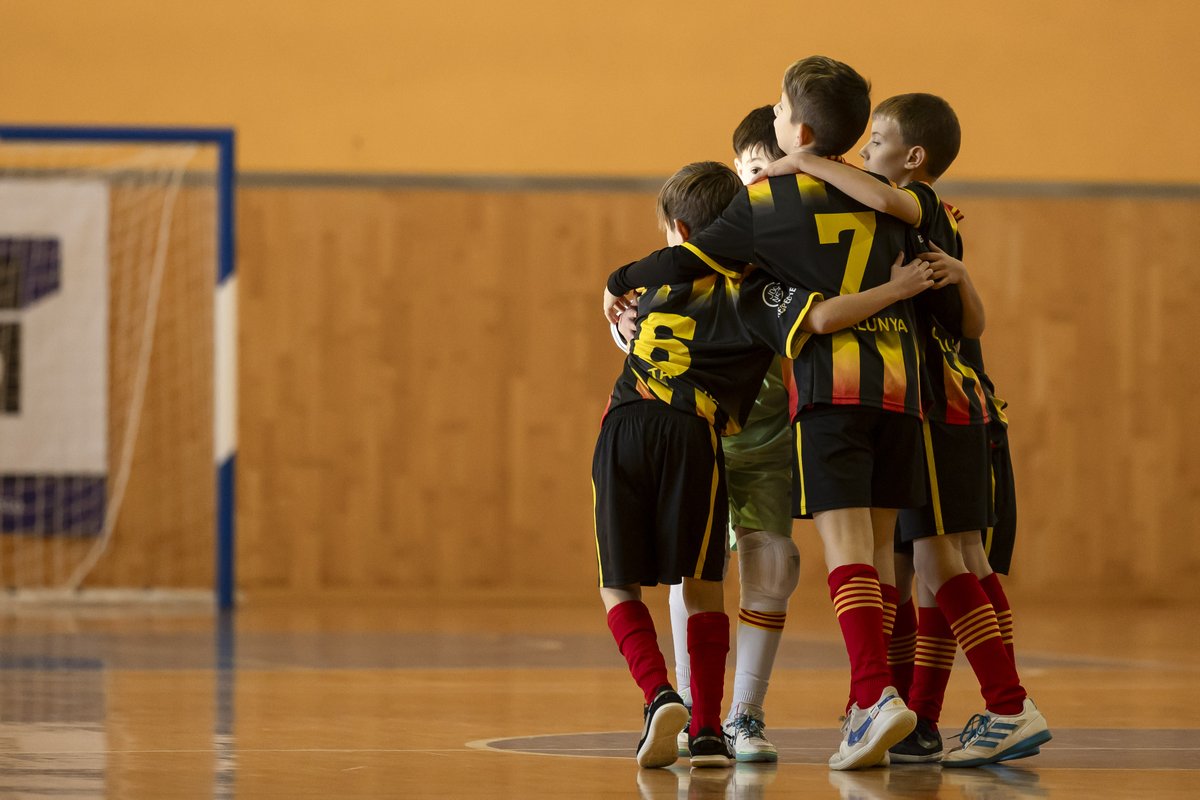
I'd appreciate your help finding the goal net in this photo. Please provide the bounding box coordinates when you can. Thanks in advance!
[0,128,235,606]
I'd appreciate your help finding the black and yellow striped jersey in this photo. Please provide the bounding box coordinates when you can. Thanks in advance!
[903,182,1006,427]
[608,170,957,419]
[958,337,1009,428]
[606,268,818,436]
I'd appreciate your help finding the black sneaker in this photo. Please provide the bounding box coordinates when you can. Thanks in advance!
[636,687,689,768]
[689,725,733,769]
[888,716,944,763]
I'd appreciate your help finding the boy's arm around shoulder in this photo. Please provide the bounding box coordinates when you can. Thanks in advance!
[923,242,985,337]
[801,253,934,334]
[604,189,756,320]
[765,153,921,225]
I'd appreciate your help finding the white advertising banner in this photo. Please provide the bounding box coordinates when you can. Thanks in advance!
[0,179,108,533]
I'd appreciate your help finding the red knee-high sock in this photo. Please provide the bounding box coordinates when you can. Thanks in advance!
[687,611,730,736]
[979,572,1015,664]
[889,597,918,703]
[881,582,899,653]
[607,601,670,705]
[936,573,1026,716]
[828,564,892,708]
[909,604,955,723]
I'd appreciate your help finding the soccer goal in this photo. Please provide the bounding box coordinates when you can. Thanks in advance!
[0,126,236,609]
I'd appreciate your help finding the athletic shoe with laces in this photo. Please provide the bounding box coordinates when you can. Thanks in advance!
[888,716,944,763]
[722,709,778,762]
[636,687,689,768]
[828,686,917,771]
[689,725,733,768]
[941,697,1051,768]
[676,705,692,756]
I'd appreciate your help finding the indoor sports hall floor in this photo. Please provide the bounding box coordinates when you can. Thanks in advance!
[1,585,1196,799]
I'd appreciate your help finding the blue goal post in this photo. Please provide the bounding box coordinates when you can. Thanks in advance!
[0,125,237,610]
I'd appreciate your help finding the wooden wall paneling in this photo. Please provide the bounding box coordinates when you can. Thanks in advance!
[235,186,1200,601]
[961,196,1200,598]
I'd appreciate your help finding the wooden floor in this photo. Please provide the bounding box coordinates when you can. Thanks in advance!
[1,586,1197,799]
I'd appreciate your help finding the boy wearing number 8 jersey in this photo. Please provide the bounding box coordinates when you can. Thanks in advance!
[603,56,969,770]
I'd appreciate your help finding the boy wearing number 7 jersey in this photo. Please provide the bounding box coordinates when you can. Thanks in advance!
[604,55,968,770]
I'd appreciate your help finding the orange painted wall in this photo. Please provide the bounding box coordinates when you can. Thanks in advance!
[5,0,1197,182]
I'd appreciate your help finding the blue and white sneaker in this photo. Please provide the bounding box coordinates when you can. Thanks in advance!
[942,698,1051,767]
[828,686,917,771]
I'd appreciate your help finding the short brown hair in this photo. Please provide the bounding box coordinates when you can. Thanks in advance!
[656,161,742,235]
[732,105,786,160]
[873,93,961,179]
[782,56,871,157]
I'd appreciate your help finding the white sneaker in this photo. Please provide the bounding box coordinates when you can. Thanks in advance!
[942,697,1051,768]
[828,687,916,771]
[676,706,692,756]
[722,709,778,762]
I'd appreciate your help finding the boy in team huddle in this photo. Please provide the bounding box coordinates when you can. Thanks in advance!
[766,92,1050,766]
[594,160,818,770]
[666,106,799,763]
[605,56,953,770]
[598,149,936,770]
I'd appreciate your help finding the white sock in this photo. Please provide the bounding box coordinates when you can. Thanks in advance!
[668,582,691,705]
[729,617,784,718]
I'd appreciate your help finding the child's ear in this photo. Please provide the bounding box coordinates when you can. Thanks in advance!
[676,220,692,242]
[797,123,816,150]
[906,145,927,171]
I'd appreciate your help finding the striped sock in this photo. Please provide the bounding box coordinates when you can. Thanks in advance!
[909,604,956,724]
[731,608,786,712]
[936,572,1026,716]
[607,601,670,705]
[828,564,891,709]
[881,583,899,653]
[979,572,1015,664]
[889,597,918,702]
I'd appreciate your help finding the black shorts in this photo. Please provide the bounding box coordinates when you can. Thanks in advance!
[791,405,924,517]
[982,425,1017,574]
[591,401,728,587]
[897,421,992,542]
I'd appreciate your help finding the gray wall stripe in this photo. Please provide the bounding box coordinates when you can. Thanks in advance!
[240,171,1200,199]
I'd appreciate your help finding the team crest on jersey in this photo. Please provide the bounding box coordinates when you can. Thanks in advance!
[762,281,787,307]
[762,281,797,317]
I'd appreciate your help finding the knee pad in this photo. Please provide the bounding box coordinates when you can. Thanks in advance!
[737,531,800,611]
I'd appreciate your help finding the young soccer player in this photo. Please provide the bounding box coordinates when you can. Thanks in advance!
[604,56,957,770]
[667,105,800,764]
[595,160,818,770]
[765,92,1050,766]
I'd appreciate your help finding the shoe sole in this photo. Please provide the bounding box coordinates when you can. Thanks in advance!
[734,750,778,763]
[830,708,917,771]
[690,754,733,768]
[637,704,690,768]
[888,749,944,764]
[942,729,1052,768]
